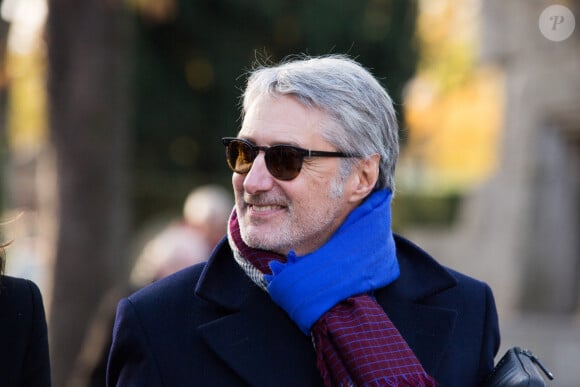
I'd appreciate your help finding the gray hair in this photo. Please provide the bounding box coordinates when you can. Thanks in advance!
[241,54,399,191]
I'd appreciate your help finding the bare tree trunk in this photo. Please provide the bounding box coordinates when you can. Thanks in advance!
[0,13,9,158]
[46,1,133,385]
[0,10,9,210]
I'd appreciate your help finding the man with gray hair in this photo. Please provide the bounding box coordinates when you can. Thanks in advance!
[108,55,500,386]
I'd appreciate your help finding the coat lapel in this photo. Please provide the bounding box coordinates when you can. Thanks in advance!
[376,235,460,375]
[195,240,322,387]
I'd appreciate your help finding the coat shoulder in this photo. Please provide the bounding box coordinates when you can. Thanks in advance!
[0,275,46,322]
[0,276,51,387]
[392,234,500,386]
[394,234,493,298]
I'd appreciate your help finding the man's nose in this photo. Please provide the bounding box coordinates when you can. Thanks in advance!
[243,153,275,193]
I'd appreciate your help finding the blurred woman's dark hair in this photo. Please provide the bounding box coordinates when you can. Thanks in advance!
[0,242,5,276]
[1,215,18,282]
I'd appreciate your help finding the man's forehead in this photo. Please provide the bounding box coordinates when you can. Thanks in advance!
[239,95,331,146]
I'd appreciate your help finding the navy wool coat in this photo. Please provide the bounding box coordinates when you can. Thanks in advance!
[0,276,51,387]
[107,235,500,387]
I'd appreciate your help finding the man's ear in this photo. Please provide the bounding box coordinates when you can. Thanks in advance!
[347,154,380,203]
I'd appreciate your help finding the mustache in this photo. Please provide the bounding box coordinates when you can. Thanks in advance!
[243,193,289,206]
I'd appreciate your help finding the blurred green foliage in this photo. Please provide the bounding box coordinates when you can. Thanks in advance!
[392,192,463,232]
[131,0,419,225]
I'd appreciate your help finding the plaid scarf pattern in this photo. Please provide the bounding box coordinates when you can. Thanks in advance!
[228,191,437,386]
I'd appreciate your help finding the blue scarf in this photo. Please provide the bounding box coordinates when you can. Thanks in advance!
[265,188,400,334]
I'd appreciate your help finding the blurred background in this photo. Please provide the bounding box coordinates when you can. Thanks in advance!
[0,0,578,385]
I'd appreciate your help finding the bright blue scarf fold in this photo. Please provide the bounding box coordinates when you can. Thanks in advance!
[265,188,400,334]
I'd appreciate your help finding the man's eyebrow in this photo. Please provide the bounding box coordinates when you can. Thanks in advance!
[272,140,303,148]
[235,136,258,145]
[237,136,303,148]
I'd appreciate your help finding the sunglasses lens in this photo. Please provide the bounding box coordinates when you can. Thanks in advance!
[265,146,303,180]
[225,140,254,174]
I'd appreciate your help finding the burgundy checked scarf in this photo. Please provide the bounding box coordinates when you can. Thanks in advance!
[228,191,437,386]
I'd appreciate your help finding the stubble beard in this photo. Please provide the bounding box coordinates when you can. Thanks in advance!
[238,174,346,255]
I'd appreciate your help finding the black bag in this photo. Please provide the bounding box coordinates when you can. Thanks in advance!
[483,346,554,387]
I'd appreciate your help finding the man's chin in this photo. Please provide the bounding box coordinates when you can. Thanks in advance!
[241,232,287,255]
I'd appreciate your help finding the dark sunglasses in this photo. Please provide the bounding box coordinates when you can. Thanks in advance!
[222,137,359,181]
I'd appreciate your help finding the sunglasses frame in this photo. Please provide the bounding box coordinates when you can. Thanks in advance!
[222,137,359,180]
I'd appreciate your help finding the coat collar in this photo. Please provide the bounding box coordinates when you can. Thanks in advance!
[195,235,458,386]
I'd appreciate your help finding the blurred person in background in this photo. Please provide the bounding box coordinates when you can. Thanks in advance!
[107,55,500,387]
[0,240,51,387]
[81,184,232,386]
[183,184,234,250]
